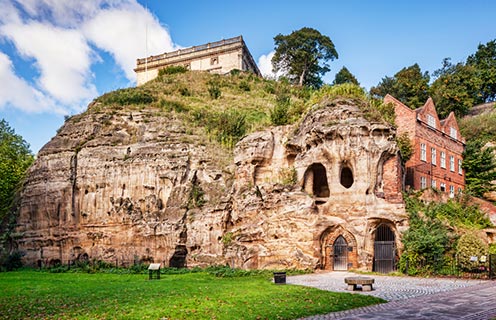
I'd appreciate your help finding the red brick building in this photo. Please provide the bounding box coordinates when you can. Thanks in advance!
[385,94,465,196]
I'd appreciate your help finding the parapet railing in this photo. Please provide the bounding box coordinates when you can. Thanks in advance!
[137,36,243,65]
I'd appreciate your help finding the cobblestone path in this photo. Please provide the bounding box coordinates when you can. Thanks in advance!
[288,272,496,319]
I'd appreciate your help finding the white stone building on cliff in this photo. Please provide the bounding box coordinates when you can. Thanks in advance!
[134,36,261,85]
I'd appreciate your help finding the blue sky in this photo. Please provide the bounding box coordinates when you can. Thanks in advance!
[0,0,495,154]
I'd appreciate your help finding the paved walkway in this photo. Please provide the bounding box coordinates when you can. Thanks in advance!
[287,272,496,319]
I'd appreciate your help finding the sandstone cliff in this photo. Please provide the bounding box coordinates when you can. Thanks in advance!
[13,74,408,271]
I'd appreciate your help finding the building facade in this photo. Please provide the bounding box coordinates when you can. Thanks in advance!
[386,95,465,195]
[134,36,261,85]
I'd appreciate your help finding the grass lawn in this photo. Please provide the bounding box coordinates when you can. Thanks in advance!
[0,270,384,319]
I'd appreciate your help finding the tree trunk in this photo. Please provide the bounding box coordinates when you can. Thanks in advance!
[298,68,307,86]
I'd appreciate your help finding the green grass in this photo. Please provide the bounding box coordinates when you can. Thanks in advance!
[0,270,384,319]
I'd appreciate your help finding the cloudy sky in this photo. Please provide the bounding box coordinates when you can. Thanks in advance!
[0,0,495,153]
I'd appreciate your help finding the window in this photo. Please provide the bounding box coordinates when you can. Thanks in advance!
[450,127,457,140]
[450,155,455,172]
[449,185,455,198]
[431,179,436,189]
[427,114,436,128]
[420,176,427,189]
[431,148,437,165]
[458,187,462,194]
[440,182,446,192]
[440,151,446,168]
[458,159,462,175]
[210,57,219,65]
[420,143,426,161]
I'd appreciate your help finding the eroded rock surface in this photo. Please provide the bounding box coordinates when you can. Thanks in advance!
[15,98,408,271]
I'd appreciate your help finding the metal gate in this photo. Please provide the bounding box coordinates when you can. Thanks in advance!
[490,254,496,280]
[373,224,396,273]
[333,236,348,271]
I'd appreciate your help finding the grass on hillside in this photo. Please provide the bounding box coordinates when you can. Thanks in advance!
[0,270,384,320]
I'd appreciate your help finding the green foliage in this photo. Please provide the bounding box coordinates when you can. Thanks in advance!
[0,251,24,271]
[272,27,338,88]
[187,180,205,209]
[462,139,496,198]
[370,63,430,109]
[0,271,384,319]
[158,65,188,76]
[159,98,188,113]
[98,88,155,105]
[400,198,452,274]
[270,94,291,126]
[459,111,496,142]
[310,83,366,104]
[401,194,492,276]
[456,233,487,271]
[207,110,246,148]
[207,79,222,99]
[0,120,34,246]
[466,39,496,102]
[278,167,298,186]
[430,58,483,117]
[238,80,251,92]
[396,132,413,164]
[333,66,359,85]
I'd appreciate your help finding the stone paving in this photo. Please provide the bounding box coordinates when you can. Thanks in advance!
[287,271,496,319]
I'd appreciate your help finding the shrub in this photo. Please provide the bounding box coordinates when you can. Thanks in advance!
[238,80,251,91]
[159,99,188,113]
[158,65,188,76]
[278,167,297,186]
[270,103,290,126]
[98,88,155,105]
[456,233,487,271]
[208,80,221,99]
[396,132,413,164]
[1,251,24,271]
[207,110,246,147]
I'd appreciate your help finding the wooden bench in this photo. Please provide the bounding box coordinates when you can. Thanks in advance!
[344,276,374,291]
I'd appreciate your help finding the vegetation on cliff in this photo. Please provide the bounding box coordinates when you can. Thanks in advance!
[400,192,493,276]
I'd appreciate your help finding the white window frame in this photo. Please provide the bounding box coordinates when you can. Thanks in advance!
[440,151,446,168]
[427,114,436,128]
[450,127,457,140]
[458,159,462,175]
[449,185,455,198]
[431,148,437,165]
[450,155,455,172]
[420,143,427,161]
[420,176,427,189]
[431,179,436,189]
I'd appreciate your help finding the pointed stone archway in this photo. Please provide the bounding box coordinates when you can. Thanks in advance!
[366,219,400,273]
[321,226,357,271]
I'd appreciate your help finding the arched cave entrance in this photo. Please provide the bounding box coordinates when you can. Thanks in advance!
[321,226,357,271]
[333,236,348,271]
[303,163,329,199]
[373,224,396,273]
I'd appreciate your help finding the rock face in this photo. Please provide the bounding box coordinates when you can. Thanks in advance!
[14,98,408,271]
[15,104,232,267]
[228,99,408,270]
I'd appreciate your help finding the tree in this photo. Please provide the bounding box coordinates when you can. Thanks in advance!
[466,39,496,102]
[0,119,34,223]
[430,58,483,117]
[370,64,430,109]
[272,27,338,88]
[333,66,359,85]
[462,138,496,198]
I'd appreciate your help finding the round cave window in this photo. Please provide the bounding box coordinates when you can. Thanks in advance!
[340,167,354,188]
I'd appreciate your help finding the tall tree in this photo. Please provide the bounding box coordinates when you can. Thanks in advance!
[466,39,496,102]
[462,138,496,198]
[0,119,34,223]
[430,58,483,117]
[272,27,338,88]
[333,66,359,85]
[370,64,430,109]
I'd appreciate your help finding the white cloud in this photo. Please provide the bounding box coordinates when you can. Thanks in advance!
[1,21,97,104]
[0,51,61,113]
[82,3,175,81]
[0,0,177,114]
[258,51,276,78]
